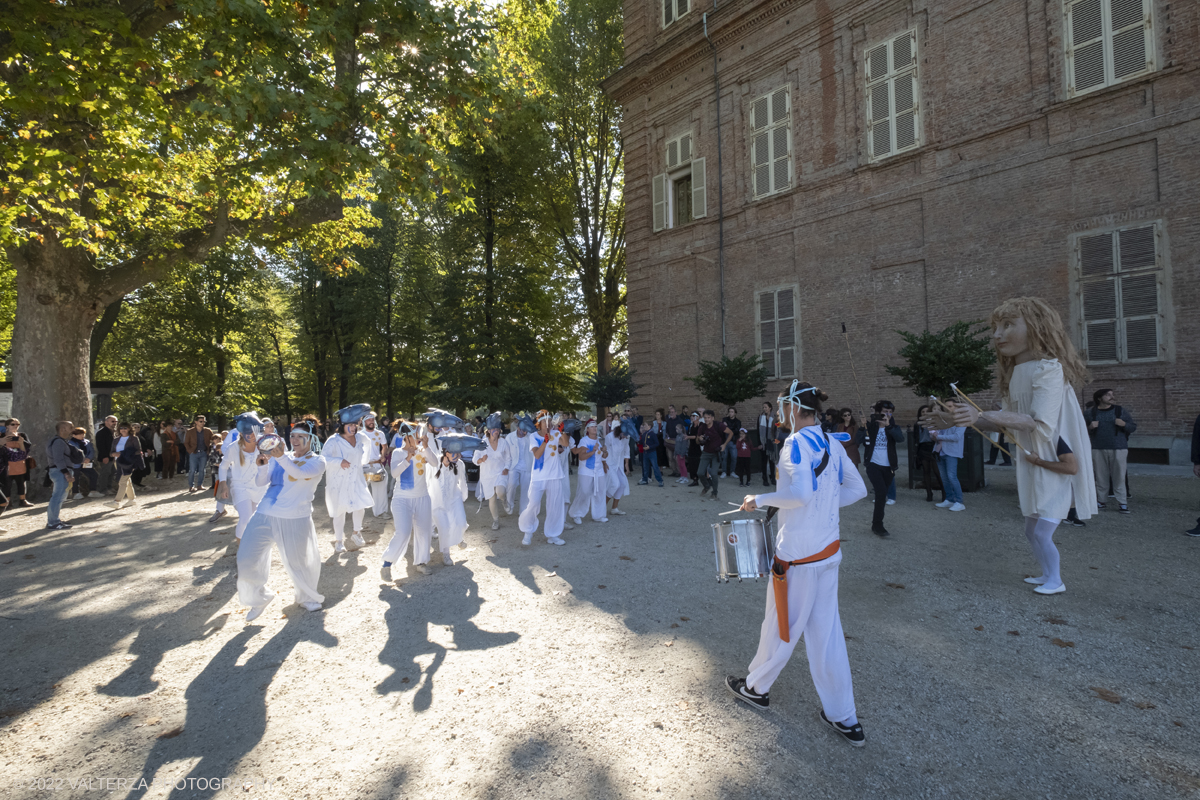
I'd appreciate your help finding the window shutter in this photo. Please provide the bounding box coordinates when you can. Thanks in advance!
[771,89,789,192]
[1082,277,1118,361]
[1068,0,1106,93]
[691,157,707,219]
[1110,0,1150,79]
[752,132,769,198]
[759,292,777,378]
[776,288,795,378]
[652,173,667,232]
[679,134,692,163]
[1117,225,1155,269]
[1077,222,1164,364]
[1079,232,1115,274]
[867,43,889,81]
[751,97,768,131]
[869,83,891,158]
[677,0,689,20]
[663,0,674,26]
[1117,224,1159,360]
[666,139,679,170]
[893,32,914,70]
[893,73,917,150]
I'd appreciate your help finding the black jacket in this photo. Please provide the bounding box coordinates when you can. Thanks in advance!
[1191,414,1200,465]
[95,425,116,461]
[856,420,904,470]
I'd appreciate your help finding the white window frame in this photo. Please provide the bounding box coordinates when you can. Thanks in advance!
[864,30,920,163]
[755,286,800,380]
[653,131,706,232]
[662,0,690,29]
[1071,220,1167,365]
[748,86,792,200]
[1064,0,1155,98]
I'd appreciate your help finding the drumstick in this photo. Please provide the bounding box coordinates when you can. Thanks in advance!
[718,509,744,516]
[929,395,1016,458]
[949,382,1025,454]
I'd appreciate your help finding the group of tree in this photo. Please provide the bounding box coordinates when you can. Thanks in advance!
[1,0,626,438]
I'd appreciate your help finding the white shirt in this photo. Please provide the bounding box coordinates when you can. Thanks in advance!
[529,431,567,483]
[390,443,432,499]
[255,451,327,519]
[361,427,387,465]
[506,430,533,472]
[869,428,891,467]
[754,424,868,562]
[576,434,605,477]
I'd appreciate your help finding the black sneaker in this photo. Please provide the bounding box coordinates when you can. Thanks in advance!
[1118,505,1130,514]
[725,676,769,710]
[819,710,865,747]
[688,481,699,487]
[1097,502,1106,510]
[45,521,71,530]
[1068,517,1086,527]
[1186,527,1200,538]
[871,525,890,537]
[700,486,710,497]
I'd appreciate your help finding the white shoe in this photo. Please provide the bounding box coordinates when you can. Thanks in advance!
[572,516,583,526]
[596,518,609,523]
[1023,576,1047,585]
[300,601,323,612]
[547,537,566,545]
[563,521,575,530]
[442,552,453,566]
[491,519,500,531]
[350,532,365,549]
[1034,583,1066,595]
[246,595,275,622]
[380,512,392,520]
[885,499,896,506]
[208,509,227,523]
[334,540,347,553]
[948,502,966,512]
[521,533,532,546]
[122,500,138,508]
[72,493,84,500]
[611,509,626,516]
[935,500,953,508]
[417,563,432,575]
[104,500,122,509]
[505,505,514,516]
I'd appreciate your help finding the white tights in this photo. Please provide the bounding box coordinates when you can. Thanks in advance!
[333,509,365,541]
[488,488,505,521]
[1023,515,1062,588]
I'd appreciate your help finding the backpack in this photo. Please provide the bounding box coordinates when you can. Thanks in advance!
[1087,405,1130,440]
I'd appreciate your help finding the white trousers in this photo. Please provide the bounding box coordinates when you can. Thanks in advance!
[233,499,258,539]
[559,474,572,507]
[607,466,629,500]
[519,479,566,539]
[382,494,433,566]
[369,477,389,516]
[568,473,608,521]
[333,508,365,540]
[506,468,531,516]
[745,555,856,723]
[237,513,324,607]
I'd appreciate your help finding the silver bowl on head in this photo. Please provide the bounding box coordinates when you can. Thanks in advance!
[256,433,285,454]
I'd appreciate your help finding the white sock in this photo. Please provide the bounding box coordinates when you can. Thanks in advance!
[841,713,858,726]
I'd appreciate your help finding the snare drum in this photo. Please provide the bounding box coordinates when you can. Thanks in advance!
[712,518,775,582]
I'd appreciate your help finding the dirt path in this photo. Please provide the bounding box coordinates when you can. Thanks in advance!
[2,467,1198,799]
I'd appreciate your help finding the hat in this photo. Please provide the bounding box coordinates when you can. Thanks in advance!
[485,412,504,431]
[690,412,699,418]
[562,417,582,435]
[336,404,372,425]
[233,412,265,437]
[535,409,552,425]
[395,420,415,437]
[424,408,463,429]
[514,413,537,434]
[584,419,598,429]
[437,432,484,454]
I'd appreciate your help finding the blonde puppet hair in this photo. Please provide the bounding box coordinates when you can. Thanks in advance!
[990,296,1088,399]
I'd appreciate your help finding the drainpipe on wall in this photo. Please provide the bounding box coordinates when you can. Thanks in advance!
[703,6,726,357]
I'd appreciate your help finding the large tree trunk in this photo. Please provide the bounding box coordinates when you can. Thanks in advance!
[10,241,102,455]
[88,295,125,380]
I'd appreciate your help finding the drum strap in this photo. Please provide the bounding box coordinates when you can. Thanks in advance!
[770,540,841,643]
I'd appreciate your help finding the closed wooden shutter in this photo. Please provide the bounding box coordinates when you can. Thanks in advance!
[750,89,789,198]
[1077,223,1163,363]
[1066,0,1153,96]
[866,31,919,161]
[1116,225,1160,360]
[759,291,776,378]
[652,173,667,233]
[691,157,707,219]
[1110,0,1151,80]
[776,288,796,378]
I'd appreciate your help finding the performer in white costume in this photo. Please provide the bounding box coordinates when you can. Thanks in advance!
[568,420,608,524]
[323,404,375,554]
[381,421,436,578]
[725,381,869,748]
[429,432,478,566]
[217,412,269,539]
[605,425,630,515]
[933,296,1096,595]
[208,428,236,524]
[476,414,512,531]
[556,416,576,531]
[361,412,390,519]
[504,416,534,517]
[236,422,328,621]
[517,409,569,546]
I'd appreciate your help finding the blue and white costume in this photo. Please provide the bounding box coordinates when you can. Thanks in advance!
[568,425,608,523]
[517,424,569,544]
[236,447,327,612]
[323,432,374,547]
[382,437,435,570]
[744,420,867,723]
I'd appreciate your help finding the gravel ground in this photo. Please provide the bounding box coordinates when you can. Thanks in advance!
[1,466,1198,799]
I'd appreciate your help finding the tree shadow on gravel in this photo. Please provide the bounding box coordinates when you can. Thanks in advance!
[126,615,338,800]
[376,565,519,712]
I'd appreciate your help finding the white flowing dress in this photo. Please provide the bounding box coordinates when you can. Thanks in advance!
[322,434,374,517]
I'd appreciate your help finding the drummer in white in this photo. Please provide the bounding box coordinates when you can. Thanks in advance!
[237,421,328,621]
[217,412,269,539]
[725,381,869,748]
[476,414,512,531]
[568,420,608,524]
[323,404,375,553]
[381,421,436,579]
[361,411,391,520]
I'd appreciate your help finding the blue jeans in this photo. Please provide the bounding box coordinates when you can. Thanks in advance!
[937,454,963,504]
[48,470,69,525]
[887,479,896,502]
[721,441,737,474]
[188,453,208,489]
[641,452,663,484]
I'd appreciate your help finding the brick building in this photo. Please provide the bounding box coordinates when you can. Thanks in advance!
[603,0,1200,464]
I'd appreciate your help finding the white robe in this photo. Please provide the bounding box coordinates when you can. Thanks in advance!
[505,430,533,513]
[322,434,374,517]
[476,437,511,498]
[605,433,630,500]
[383,444,435,566]
[429,458,468,549]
